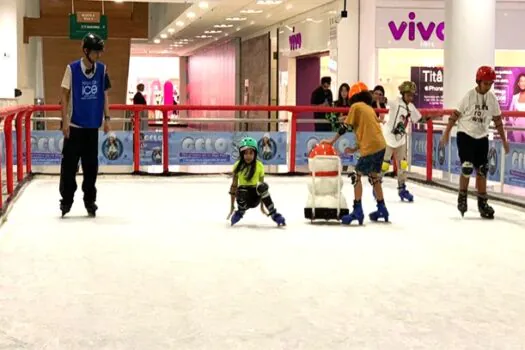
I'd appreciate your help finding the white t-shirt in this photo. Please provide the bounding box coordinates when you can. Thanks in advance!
[456,89,501,139]
[382,97,422,148]
[61,59,107,128]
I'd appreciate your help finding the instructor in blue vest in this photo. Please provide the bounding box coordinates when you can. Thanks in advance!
[59,33,111,217]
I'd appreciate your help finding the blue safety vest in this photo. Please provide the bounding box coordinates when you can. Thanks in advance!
[70,60,106,128]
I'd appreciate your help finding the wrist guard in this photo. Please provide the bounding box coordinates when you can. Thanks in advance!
[229,184,238,196]
[338,124,352,135]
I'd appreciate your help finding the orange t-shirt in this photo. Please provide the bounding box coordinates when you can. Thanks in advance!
[344,102,386,156]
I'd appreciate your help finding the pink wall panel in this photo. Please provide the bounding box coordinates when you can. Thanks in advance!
[187,40,239,131]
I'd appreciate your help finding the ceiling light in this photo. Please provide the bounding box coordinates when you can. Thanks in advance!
[256,0,282,4]
[285,4,292,10]
[266,13,272,18]
[198,1,209,9]
[113,0,123,3]
[160,33,168,39]
[176,21,184,26]
[205,30,222,34]
[250,21,255,25]
[224,33,229,37]
[240,9,263,14]
[168,28,175,34]
[214,24,234,28]
[226,17,247,21]
[236,27,241,31]
[153,39,160,44]
[186,12,196,18]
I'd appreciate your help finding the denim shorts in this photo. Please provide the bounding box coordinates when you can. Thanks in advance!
[355,149,386,175]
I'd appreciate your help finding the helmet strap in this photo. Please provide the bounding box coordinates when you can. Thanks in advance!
[84,49,95,74]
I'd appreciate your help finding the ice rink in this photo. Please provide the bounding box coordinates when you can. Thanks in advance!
[1,175,525,349]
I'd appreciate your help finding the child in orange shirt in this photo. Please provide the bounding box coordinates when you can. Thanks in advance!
[322,82,389,225]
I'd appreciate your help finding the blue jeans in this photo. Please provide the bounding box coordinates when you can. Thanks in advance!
[355,149,386,175]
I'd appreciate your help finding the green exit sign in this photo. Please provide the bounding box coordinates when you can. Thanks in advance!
[69,12,108,40]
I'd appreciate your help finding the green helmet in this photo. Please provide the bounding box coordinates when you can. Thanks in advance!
[239,137,258,152]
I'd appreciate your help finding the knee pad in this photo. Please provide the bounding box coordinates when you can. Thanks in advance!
[400,160,408,171]
[256,182,269,196]
[461,162,474,177]
[381,161,390,172]
[349,171,360,187]
[477,164,488,178]
[368,174,382,186]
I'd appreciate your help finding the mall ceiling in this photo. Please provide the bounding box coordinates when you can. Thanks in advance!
[128,0,338,57]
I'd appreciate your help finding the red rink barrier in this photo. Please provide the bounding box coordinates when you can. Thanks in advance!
[0,104,524,214]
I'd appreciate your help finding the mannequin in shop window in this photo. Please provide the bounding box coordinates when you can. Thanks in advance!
[310,76,334,132]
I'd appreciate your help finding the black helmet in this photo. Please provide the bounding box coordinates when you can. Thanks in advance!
[82,33,104,52]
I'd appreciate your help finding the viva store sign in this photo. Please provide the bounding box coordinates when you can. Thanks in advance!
[389,12,445,42]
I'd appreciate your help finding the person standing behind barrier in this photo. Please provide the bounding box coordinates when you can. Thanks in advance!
[133,83,149,131]
[382,81,427,202]
[59,33,111,218]
[310,76,333,132]
[440,66,509,219]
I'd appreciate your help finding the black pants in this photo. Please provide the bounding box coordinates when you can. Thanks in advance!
[236,183,276,215]
[457,132,489,168]
[59,127,99,206]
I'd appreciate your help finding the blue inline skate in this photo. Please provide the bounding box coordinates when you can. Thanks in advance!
[271,212,286,226]
[369,200,389,222]
[341,200,364,225]
[231,211,244,226]
[398,184,414,202]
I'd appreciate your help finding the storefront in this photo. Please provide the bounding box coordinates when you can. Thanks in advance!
[276,0,358,130]
[375,4,525,109]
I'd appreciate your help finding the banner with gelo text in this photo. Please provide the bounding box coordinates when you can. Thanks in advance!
[449,137,502,182]
[28,131,133,166]
[410,132,427,167]
[504,142,525,187]
[140,132,163,166]
[168,132,287,165]
[295,132,359,166]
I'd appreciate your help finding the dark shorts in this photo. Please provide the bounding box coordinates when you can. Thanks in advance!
[456,132,489,168]
[355,149,386,175]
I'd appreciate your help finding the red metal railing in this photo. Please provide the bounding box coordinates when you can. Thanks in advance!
[0,104,524,213]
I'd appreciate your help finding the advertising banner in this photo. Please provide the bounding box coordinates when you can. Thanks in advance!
[410,132,427,167]
[169,132,287,166]
[411,66,525,111]
[449,137,502,182]
[505,142,525,187]
[295,132,359,166]
[140,132,164,166]
[410,67,444,108]
[28,131,133,166]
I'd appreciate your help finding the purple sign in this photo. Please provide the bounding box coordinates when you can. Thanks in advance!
[494,67,525,142]
[411,66,525,142]
[410,66,444,108]
[289,31,301,51]
[389,12,445,42]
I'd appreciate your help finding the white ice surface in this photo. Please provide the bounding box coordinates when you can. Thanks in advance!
[1,175,525,350]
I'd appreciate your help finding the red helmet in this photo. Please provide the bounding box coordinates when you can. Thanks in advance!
[309,143,338,158]
[476,66,496,82]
